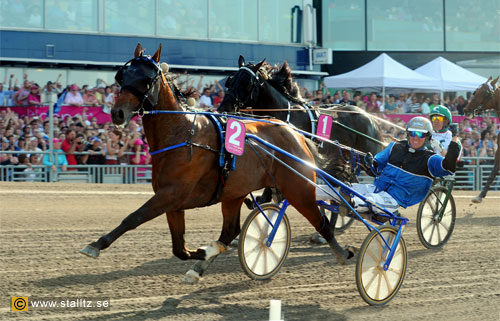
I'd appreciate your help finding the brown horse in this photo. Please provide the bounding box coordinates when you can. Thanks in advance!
[464,76,500,203]
[79,43,355,283]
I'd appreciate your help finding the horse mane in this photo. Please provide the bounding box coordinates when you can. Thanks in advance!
[254,61,306,105]
[167,73,197,99]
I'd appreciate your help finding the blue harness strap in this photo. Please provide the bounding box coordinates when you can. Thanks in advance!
[206,114,227,168]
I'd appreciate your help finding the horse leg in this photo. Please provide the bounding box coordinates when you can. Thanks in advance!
[79,194,169,258]
[183,197,245,284]
[473,161,499,203]
[283,186,352,265]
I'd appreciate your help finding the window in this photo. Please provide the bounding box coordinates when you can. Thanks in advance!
[322,0,365,50]
[158,0,208,38]
[209,0,257,40]
[1,0,43,29]
[445,0,500,51]
[259,0,302,43]
[46,0,98,32]
[105,0,155,35]
[367,0,444,51]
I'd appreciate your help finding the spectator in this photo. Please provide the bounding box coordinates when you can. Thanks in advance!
[339,90,354,105]
[41,76,61,105]
[384,95,400,114]
[130,138,151,177]
[61,129,82,170]
[27,85,41,105]
[407,95,421,113]
[420,97,431,114]
[64,84,84,106]
[365,93,381,113]
[42,138,68,174]
[81,136,106,165]
[103,86,115,113]
[13,79,31,106]
[105,129,127,165]
[212,90,225,109]
[199,88,213,110]
[95,84,107,106]
[83,87,100,106]
[456,96,467,115]
[397,93,408,112]
[0,74,16,106]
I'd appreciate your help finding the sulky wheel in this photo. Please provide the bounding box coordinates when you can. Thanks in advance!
[238,203,291,280]
[356,225,407,306]
[416,186,456,249]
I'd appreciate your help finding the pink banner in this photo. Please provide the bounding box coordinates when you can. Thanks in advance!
[1,105,112,124]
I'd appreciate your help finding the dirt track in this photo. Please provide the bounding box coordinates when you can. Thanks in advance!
[1,182,499,321]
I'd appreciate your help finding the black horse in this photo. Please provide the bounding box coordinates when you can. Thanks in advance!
[219,56,384,205]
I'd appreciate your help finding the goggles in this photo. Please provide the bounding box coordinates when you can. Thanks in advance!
[431,115,445,122]
[408,131,426,138]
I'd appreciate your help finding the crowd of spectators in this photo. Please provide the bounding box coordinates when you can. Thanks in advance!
[0,74,498,182]
[305,83,471,116]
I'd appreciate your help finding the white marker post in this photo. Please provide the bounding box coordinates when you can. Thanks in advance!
[269,299,282,321]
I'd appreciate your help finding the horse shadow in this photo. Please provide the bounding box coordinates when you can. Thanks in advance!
[34,247,242,289]
[456,212,500,227]
[76,280,348,321]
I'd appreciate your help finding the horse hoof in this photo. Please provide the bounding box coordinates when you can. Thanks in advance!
[79,245,100,258]
[345,245,360,258]
[471,196,483,204]
[181,269,200,284]
[309,233,327,245]
[229,238,239,247]
[243,198,255,210]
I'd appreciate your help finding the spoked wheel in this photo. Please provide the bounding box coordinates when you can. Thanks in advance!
[356,225,407,306]
[238,203,291,280]
[319,201,354,232]
[416,186,456,249]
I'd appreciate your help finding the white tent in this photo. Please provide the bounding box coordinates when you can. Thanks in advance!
[414,57,487,92]
[324,53,441,92]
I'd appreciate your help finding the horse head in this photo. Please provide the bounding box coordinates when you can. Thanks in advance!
[464,76,499,117]
[112,43,164,126]
[218,55,267,112]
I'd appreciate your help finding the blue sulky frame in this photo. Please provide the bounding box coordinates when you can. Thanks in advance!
[140,109,408,275]
[138,109,410,304]
[245,133,408,272]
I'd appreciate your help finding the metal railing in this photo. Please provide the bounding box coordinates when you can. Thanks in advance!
[0,155,498,190]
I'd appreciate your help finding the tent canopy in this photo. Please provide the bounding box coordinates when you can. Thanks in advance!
[324,53,441,91]
[414,57,487,92]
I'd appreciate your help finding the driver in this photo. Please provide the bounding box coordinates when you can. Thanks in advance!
[428,105,459,156]
[351,116,460,215]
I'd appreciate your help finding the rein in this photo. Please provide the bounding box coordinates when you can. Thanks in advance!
[241,105,390,147]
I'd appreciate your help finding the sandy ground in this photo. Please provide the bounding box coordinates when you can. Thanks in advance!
[0,182,499,321]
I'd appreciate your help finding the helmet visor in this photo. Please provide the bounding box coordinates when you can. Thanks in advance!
[431,115,445,122]
[408,131,426,138]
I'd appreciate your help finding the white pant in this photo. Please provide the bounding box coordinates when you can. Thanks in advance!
[351,183,400,213]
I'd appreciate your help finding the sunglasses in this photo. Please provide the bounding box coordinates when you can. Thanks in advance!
[409,131,426,138]
[431,115,444,122]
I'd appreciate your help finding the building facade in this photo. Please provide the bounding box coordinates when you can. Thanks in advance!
[0,0,499,87]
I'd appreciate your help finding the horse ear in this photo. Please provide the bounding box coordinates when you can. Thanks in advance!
[254,58,266,71]
[490,76,499,87]
[152,44,162,63]
[134,43,143,58]
[238,55,245,68]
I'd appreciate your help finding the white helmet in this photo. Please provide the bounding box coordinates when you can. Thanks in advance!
[406,116,433,141]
